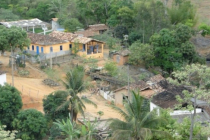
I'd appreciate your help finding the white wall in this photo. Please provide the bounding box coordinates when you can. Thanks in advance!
[0,73,6,86]
[150,102,159,112]
[170,109,202,116]
[150,102,160,116]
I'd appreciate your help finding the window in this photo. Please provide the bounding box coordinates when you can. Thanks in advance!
[32,45,34,50]
[83,44,86,51]
[41,47,44,53]
[60,45,63,51]
[69,44,72,49]
[50,47,53,52]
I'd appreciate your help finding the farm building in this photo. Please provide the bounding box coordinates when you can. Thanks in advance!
[49,31,104,58]
[27,33,69,59]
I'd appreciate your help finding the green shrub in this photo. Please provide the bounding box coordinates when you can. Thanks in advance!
[18,63,26,68]
[104,61,118,76]
[18,70,30,76]
[12,109,47,140]
[43,91,69,124]
[0,84,22,130]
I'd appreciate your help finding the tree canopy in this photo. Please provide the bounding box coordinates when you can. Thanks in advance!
[150,24,203,74]
[12,109,48,140]
[0,26,30,53]
[168,64,210,140]
[0,84,22,130]
[43,90,69,124]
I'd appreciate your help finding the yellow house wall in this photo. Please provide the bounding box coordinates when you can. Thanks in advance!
[71,42,104,58]
[29,42,69,54]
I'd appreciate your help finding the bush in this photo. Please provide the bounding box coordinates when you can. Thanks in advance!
[104,61,118,76]
[18,70,30,76]
[0,84,22,130]
[12,109,47,140]
[43,91,69,124]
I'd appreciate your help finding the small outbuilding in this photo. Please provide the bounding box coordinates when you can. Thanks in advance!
[86,24,109,34]
[112,50,130,66]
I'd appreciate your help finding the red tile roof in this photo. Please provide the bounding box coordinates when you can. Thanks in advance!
[49,31,78,41]
[28,33,67,45]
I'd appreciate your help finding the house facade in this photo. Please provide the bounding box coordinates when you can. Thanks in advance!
[0,71,6,86]
[111,50,130,66]
[27,33,69,59]
[49,31,104,58]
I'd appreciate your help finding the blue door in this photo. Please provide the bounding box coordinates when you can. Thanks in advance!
[41,47,44,53]
[36,46,39,55]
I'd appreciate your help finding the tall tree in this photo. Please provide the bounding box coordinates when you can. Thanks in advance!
[168,0,197,26]
[150,24,203,74]
[168,64,210,140]
[64,18,83,32]
[59,66,97,122]
[0,26,9,54]
[109,91,170,140]
[43,90,69,124]
[128,41,154,67]
[134,0,170,43]
[6,26,30,86]
[0,8,19,21]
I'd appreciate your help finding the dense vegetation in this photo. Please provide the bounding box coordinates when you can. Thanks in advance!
[0,84,22,130]
[12,109,48,140]
[1,0,210,140]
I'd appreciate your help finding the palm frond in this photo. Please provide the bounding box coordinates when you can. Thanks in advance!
[109,104,129,121]
[81,97,97,108]
[56,99,71,112]
[111,129,132,140]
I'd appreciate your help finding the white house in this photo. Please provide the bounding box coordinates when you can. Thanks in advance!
[0,71,6,86]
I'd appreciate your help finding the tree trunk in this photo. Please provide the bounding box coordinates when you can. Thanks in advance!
[11,46,14,86]
[189,98,196,140]
[71,107,74,123]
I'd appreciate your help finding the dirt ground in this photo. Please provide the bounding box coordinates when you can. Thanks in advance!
[0,51,121,119]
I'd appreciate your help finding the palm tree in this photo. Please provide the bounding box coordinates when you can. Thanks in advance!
[109,91,171,140]
[60,66,97,122]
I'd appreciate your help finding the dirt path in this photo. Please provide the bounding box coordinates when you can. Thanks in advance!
[0,53,121,119]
